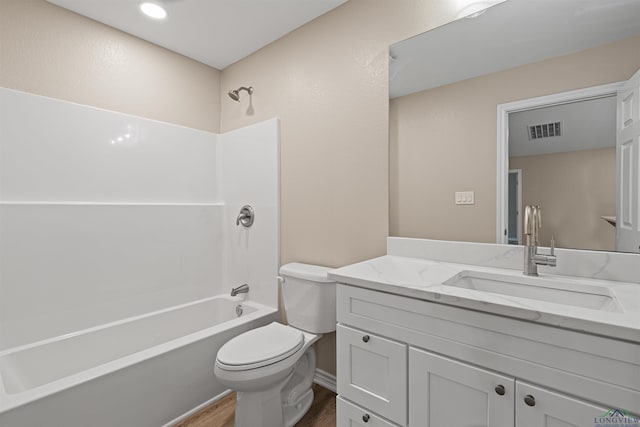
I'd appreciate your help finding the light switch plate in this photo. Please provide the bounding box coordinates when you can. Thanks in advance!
[455,191,475,205]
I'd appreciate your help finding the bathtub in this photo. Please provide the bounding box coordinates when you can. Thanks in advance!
[0,295,278,427]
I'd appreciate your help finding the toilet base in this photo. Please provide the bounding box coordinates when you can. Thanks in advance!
[283,388,314,427]
[232,347,317,427]
[233,380,314,427]
[234,374,289,427]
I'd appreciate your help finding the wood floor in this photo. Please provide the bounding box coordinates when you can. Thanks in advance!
[175,384,336,427]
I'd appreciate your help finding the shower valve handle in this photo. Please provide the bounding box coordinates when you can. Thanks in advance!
[236,205,254,227]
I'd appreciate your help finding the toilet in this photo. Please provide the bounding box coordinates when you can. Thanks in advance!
[214,263,336,427]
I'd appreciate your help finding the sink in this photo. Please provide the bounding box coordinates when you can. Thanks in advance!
[443,271,623,313]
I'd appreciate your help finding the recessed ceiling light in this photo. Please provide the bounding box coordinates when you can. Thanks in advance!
[139,2,167,20]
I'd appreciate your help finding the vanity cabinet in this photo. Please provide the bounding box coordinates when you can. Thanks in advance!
[336,324,407,425]
[409,348,514,427]
[337,396,399,427]
[408,347,610,427]
[336,284,640,427]
[515,382,609,427]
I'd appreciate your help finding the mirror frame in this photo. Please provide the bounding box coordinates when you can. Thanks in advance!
[495,81,625,245]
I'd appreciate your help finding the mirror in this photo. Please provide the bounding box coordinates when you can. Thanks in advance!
[389,0,640,253]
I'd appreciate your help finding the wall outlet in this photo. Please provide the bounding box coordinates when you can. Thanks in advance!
[455,191,475,205]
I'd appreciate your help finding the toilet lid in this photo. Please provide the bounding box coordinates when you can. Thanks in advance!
[216,322,304,370]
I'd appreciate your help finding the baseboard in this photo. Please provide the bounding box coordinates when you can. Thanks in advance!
[313,368,337,393]
[163,389,233,427]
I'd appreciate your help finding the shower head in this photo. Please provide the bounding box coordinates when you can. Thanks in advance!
[228,86,253,101]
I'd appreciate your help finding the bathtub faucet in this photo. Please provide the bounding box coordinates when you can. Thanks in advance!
[231,284,250,297]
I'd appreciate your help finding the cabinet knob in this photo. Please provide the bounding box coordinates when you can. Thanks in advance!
[495,385,505,396]
[362,335,370,343]
[362,414,370,423]
[524,395,536,407]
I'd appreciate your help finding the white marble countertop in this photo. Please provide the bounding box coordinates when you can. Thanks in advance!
[329,255,640,343]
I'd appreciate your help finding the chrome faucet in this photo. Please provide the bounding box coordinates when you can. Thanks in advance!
[230,284,249,297]
[523,205,557,276]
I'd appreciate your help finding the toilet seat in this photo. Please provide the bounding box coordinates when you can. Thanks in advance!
[216,322,304,371]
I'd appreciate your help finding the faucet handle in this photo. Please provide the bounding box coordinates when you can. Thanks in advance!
[550,235,555,256]
[524,205,532,235]
[536,206,542,230]
[236,205,254,227]
[534,206,542,245]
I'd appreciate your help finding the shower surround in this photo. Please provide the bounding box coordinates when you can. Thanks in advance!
[0,88,280,426]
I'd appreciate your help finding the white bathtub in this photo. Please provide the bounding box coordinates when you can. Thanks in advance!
[0,295,277,427]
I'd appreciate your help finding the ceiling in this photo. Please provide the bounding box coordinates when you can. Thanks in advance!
[390,0,640,98]
[509,96,616,157]
[46,0,347,70]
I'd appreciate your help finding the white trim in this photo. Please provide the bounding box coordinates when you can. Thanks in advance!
[496,82,625,243]
[275,118,282,312]
[164,389,233,427]
[313,368,337,393]
[508,169,523,245]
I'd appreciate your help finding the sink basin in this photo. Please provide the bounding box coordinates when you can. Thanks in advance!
[443,271,623,313]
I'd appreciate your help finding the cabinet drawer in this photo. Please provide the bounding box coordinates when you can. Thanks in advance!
[337,324,407,426]
[337,396,401,427]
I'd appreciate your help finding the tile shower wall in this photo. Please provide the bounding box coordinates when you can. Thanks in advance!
[0,89,279,350]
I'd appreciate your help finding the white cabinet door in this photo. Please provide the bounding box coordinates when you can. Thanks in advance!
[516,381,613,427]
[337,396,401,427]
[337,324,407,426]
[409,348,514,427]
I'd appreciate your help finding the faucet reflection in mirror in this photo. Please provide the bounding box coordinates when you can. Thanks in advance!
[523,205,556,276]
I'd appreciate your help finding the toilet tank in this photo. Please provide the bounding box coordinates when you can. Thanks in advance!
[279,263,336,334]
